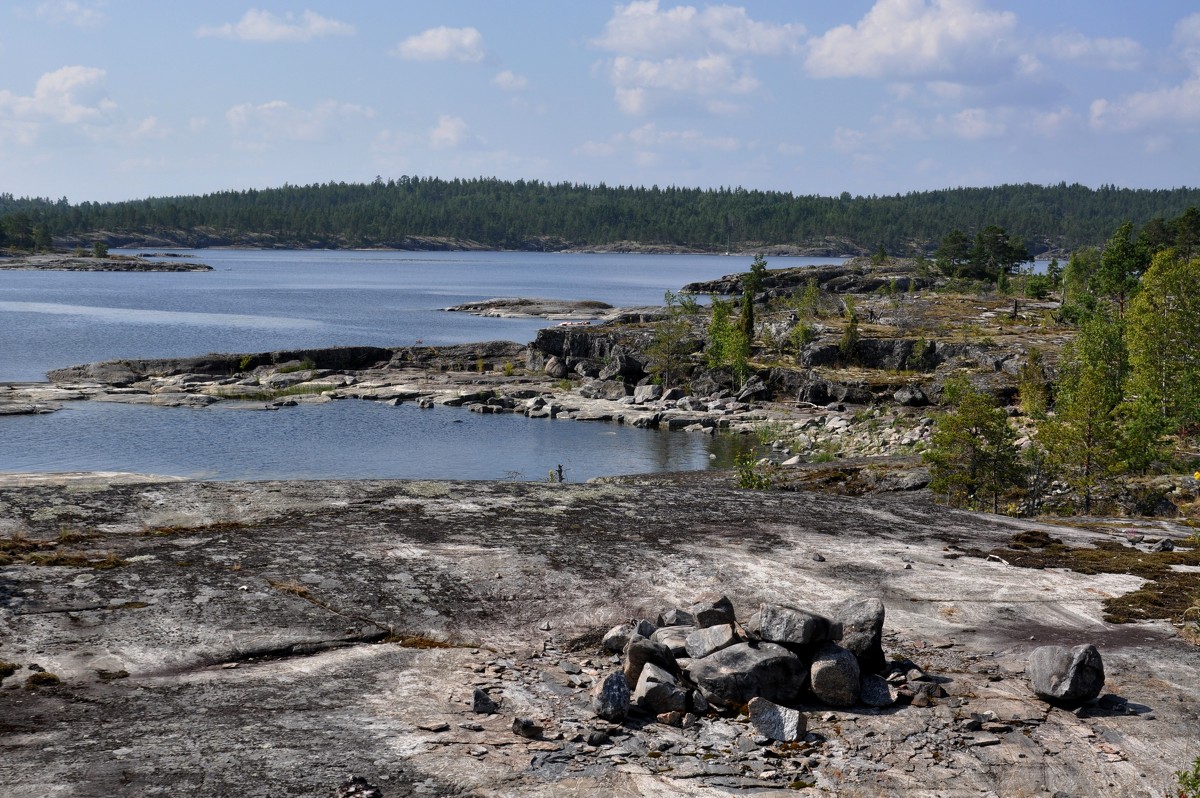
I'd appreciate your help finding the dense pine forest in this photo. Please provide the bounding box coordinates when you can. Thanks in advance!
[3,178,1200,254]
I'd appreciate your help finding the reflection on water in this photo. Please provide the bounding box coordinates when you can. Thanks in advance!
[0,399,748,482]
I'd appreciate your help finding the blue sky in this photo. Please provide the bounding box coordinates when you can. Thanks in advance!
[2,1,1198,203]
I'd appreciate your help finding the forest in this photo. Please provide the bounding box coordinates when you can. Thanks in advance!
[3,178,1200,254]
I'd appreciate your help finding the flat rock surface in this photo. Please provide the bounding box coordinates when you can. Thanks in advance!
[1,473,1197,797]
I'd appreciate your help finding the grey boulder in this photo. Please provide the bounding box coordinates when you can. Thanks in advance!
[833,597,886,674]
[632,663,688,714]
[686,642,808,708]
[809,642,861,707]
[746,603,836,646]
[748,697,807,742]
[1028,644,1105,706]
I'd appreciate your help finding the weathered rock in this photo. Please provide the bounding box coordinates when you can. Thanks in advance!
[624,637,674,687]
[832,598,886,674]
[686,642,808,708]
[657,608,694,627]
[602,620,654,653]
[335,776,384,798]
[512,717,543,739]
[578,379,628,401]
[859,674,898,708]
[651,625,693,658]
[471,687,499,714]
[747,697,807,742]
[1029,644,1105,706]
[591,672,630,722]
[894,384,929,407]
[685,624,737,659]
[632,663,688,715]
[690,593,735,628]
[543,356,568,379]
[746,604,835,646]
[809,643,861,707]
[633,384,663,404]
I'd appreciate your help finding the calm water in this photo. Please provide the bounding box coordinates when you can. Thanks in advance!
[1,249,842,480]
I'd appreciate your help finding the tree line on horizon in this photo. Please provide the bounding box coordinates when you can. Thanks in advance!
[3,178,1200,254]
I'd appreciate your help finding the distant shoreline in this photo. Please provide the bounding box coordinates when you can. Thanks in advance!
[0,253,211,272]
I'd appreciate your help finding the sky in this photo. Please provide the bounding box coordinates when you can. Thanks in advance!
[1,0,1199,203]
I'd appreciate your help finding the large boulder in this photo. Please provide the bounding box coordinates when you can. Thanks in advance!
[809,643,861,707]
[747,604,836,646]
[650,625,693,658]
[624,637,674,686]
[832,598,886,674]
[684,624,737,659]
[1028,644,1105,706]
[578,379,628,401]
[685,642,808,708]
[632,663,688,714]
[690,593,736,628]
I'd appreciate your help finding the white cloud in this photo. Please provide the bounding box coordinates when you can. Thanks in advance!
[226,99,374,145]
[1048,31,1143,71]
[0,65,113,125]
[805,0,1017,79]
[1090,77,1200,131]
[628,123,739,151]
[198,9,354,43]
[429,114,467,149]
[35,0,106,27]
[831,127,865,154]
[492,70,528,91]
[132,116,168,140]
[942,107,1005,139]
[608,54,758,114]
[592,2,800,115]
[575,140,616,157]
[592,1,803,58]
[393,27,485,62]
[1174,13,1200,69]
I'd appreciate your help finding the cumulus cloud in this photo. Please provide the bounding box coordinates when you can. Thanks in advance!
[0,65,113,125]
[805,0,1016,80]
[429,114,467,148]
[608,54,758,114]
[35,0,106,27]
[592,1,803,58]
[226,99,374,145]
[1048,31,1143,71]
[1088,14,1200,132]
[198,9,354,43]
[628,123,739,151]
[942,107,1005,139]
[492,70,528,91]
[592,1,801,115]
[1174,13,1200,69]
[393,27,485,62]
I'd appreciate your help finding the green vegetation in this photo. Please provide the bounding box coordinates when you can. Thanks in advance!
[1178,755,1200,798]
[735,452,772,490]
[923,376,1023,513]
[6,181,1200,254]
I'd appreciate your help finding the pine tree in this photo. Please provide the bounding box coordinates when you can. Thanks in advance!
[924,376,1023,512]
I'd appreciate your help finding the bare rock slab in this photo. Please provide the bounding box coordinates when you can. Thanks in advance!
[1029,644,1105,706]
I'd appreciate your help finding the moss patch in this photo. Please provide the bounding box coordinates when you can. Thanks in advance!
[978,533,1200,626]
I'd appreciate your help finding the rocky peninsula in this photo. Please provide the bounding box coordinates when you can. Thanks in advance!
[3,257,1199,796]
[0,253,211,272]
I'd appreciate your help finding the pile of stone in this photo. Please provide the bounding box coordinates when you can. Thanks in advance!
[590,593,948,742]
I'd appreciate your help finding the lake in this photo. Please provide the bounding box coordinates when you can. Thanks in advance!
[0,249,843,481]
